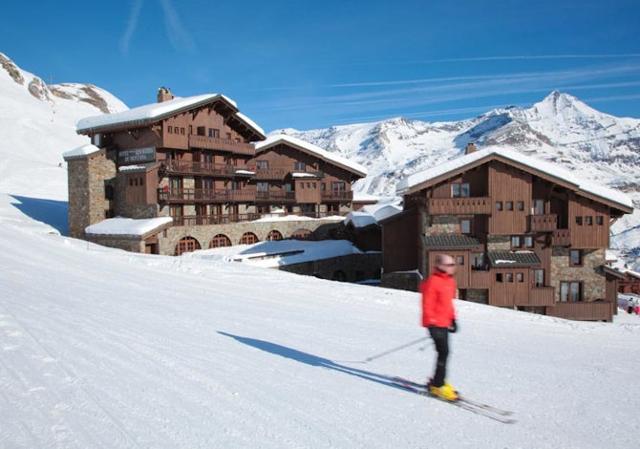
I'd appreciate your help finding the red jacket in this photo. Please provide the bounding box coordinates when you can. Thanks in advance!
[421,271,457,328]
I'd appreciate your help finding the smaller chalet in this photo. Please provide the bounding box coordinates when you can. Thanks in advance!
[381,144,633,322]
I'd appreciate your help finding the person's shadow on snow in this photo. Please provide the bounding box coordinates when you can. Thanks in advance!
[217,331,417,392]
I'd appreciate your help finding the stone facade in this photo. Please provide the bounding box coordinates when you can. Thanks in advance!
[281,253,381,283]
[550,248,606,302]
[380,271,422,292]
[84,235,145,253]
[486,235,511,251]
[158,218,343,255]
[66,150,116,238]
[424,215,460,236]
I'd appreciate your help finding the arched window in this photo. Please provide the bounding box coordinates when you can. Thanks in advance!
[291,229,313,240]
[175,236,201,256]
[239,232,259,245]
[209,234,232,248]
[266,230,283,241]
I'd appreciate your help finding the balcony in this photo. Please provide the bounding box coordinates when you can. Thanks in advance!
[188,135,255,156]
[321,191,354,202]
[427,197,492,215]
[161,160,239,177]
[552,229,571,246]
[253,167,288,180]
[528,214,557,232]
[255,191,296,203]
[546,301,613,322]
[527,287,556,306]
[172,213,261,227]
[158,188,255,203]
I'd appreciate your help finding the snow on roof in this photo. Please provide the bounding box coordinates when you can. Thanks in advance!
[256,134,368,177]
[119,164,149,172]
[292,172,318,178]
[235,112,265,138]
[251,214,345,223]
[77,94,223,132]
[228,239,362,268]
[62,144,101,159]
[605,250,619,263]
[397,146,633,210]
[345,211,378,228]
[234,169,255,175]
[85,217,173,237]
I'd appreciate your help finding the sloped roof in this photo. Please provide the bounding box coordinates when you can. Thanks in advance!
[76,93,265,140]
[62,144,102,160]
[488,251,541,268]
[85,217,173,237]
[396,146,633,212]
[256,134,368,178]
[423,234,482,249]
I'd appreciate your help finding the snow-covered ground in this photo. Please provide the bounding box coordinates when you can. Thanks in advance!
[1,193,640,449]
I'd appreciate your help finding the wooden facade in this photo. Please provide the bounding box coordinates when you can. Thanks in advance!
[382,148,633,322]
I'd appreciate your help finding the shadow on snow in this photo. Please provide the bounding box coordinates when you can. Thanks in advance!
[218,331,417,392]
[10,195,68,235]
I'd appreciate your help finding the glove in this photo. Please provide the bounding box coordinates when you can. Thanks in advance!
[448,319,458,333]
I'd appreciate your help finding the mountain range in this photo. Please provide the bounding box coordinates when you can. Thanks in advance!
[1,51,639,259]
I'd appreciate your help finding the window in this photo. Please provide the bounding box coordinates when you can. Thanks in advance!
[585,216,593,226]
[456,255,464,265]
[517,201,524,211]
[496,201,503,211]
[560,281,582,302]
[505,273,514,283]
[576,216,583,226]
[533,199,545,215]
[256,182,269,192]
[256,160,269,170]
[180,127,185,135]
[208,128,220,138]
[596,216,604,225]
[168,126,173,133]
[471,253,486,270]
[294,161,306,171]
[524,236,534,248]
[226,133,232,140]
[321,183,326,191]
[534,269,544,287]
[189,125,193,134]
[506,201,513,211]
[209,234,232,248]
[197,126,206,136]
[451,183,470,198]
[516,272,524,283]
[570,249,582,266]
[460,219,471,234]
[496,273,503,283]
[511,235,521,248]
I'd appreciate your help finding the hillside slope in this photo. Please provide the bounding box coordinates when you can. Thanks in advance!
[1,194,639,449]
[0,53,127,200]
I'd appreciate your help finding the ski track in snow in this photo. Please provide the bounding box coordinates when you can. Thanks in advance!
[1,194,640,449]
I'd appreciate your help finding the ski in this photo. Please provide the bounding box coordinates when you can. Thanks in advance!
[391,377,516,424]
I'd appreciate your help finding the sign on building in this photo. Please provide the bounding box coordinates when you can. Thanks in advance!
[118,147,156,165]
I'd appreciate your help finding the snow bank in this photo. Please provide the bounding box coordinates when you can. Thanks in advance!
[85,216,172,236]
[345,211,378,228]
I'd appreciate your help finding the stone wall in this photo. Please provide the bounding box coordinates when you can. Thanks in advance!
[487,235,511,251]
[550,247,606,302]
[424,215,459,236]
[66,150,116,238]
[158,218,343,255]
[465,288,489,304]
[380,271,422,292]
[280,253,381,283]
[84,235,144,252]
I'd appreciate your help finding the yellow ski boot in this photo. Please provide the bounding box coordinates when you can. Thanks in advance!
[429,382,459,402]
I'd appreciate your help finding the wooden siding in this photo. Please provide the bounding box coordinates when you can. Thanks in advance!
[546,302,613,321]
[488,161,532,235]
[489,268,531,306]
[382,210,420,273]
[528,214,557,232]
[527,287,555,306]
[568,195,610,248]
[428,250,470,288]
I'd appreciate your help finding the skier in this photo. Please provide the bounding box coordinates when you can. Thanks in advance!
[421,254,458,401]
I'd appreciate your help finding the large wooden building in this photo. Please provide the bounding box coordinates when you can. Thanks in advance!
[381,144,634,322]
[64,88,366,256]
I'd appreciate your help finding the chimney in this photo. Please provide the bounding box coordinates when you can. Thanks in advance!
[157,86,174,103]
[465,142,477,154]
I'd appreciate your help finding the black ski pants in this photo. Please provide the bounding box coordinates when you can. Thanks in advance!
[428,326,449,387]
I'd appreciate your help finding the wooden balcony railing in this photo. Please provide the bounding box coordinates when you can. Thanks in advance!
[546,301,613,321]
[528,214,557,232]
[162,160,240,177]
[253,167,287,180]
[158,188,255,203]
[321,191,353,201]
[172,213,261,227]
[256,191,296,202]
[427,197,492,215]
[188,135,255,155]
[552,229,571,246]
[470,269,491,288]
[527,287,556,306]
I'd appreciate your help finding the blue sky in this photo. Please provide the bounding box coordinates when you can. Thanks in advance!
[1,0,639,131]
